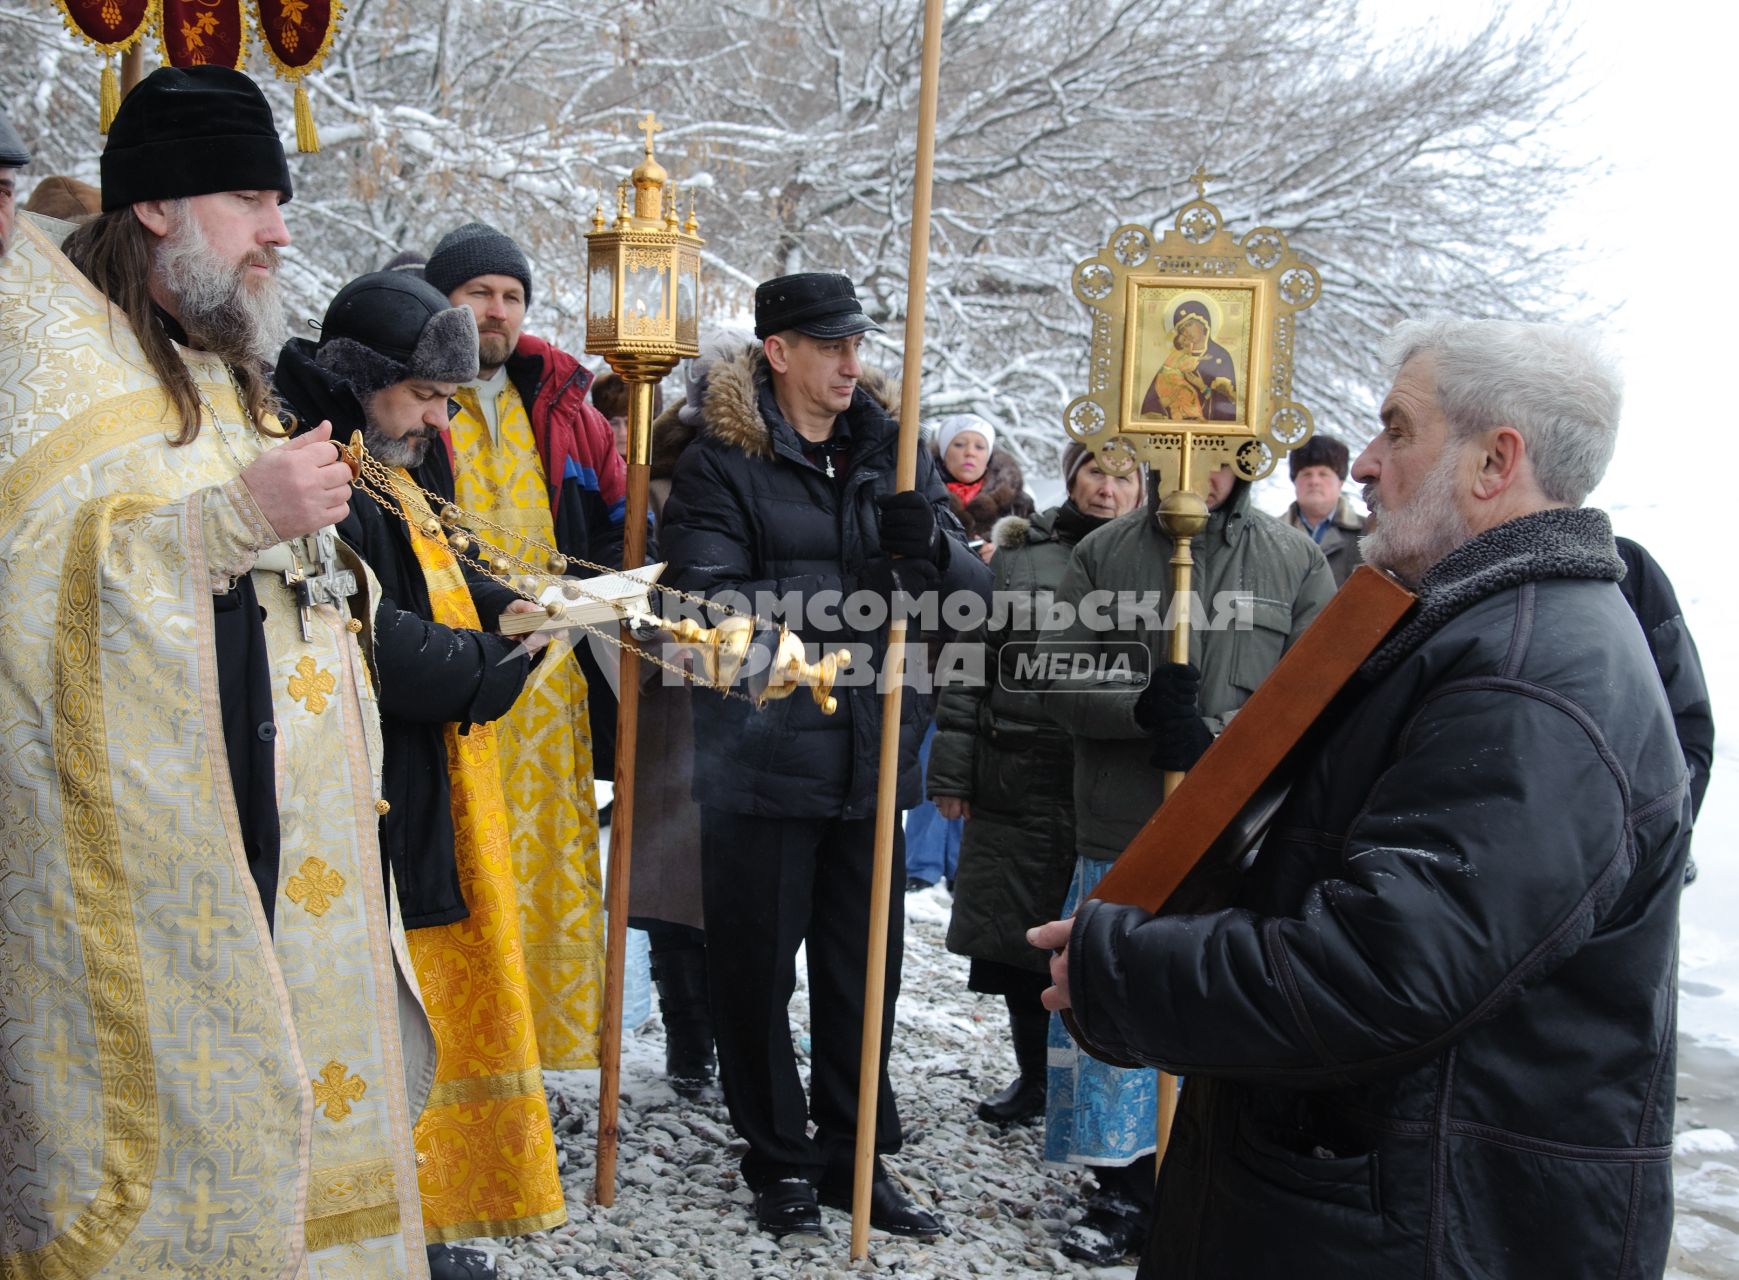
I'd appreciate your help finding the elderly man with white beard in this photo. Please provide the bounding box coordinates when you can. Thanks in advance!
[1033,319,1692,1280]
[0,67,438,1278]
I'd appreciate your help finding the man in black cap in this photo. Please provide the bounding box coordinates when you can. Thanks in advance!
[1283,432,1366,587]
[658,273,991,1242]
[416,220,621,1076]
[0,104,31,258]
[0,67,439,1278]
[275,271,569,1280]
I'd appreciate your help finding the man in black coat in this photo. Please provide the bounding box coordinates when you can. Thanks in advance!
[1036,318,1691,1279]
[276,271,554,1279]
[659,274,992,1242]
[276,272,550,929]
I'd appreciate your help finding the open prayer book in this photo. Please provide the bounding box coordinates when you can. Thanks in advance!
[496,562,666,636]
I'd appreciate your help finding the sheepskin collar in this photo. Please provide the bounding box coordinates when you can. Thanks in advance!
[1362,506,1623,678]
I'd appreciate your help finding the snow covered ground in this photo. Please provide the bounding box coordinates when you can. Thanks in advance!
[504,697,1737,1277]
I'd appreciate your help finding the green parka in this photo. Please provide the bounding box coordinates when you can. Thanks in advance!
[1042,482,1334,863]
[929,502,1111,972]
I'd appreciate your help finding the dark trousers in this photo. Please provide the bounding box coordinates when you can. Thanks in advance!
[700,807,906,1190]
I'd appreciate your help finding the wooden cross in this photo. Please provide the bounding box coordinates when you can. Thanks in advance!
[638,110,662,154]
[1187,163,1222,199]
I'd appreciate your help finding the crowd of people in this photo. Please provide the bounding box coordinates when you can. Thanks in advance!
[0,64,1717,1280]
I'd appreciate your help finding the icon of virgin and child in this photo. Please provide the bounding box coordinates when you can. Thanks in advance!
[1139,297,1239,423]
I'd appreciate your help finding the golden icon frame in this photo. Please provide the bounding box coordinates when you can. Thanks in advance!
[1063,188,1322,498]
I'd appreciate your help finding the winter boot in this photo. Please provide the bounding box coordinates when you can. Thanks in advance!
[976,1008,1048,1124]
[650,944,719,1101]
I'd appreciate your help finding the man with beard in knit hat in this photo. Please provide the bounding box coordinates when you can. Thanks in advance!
[0,67,435,1277]
[419,221,620,1074]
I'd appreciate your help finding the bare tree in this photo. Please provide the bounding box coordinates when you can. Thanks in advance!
[1,0,1586,474]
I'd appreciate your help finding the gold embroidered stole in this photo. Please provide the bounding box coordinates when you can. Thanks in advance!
[393,479,565,1240]
[448,384,604,1069]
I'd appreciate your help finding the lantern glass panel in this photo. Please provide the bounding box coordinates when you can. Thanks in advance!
[677,268,698,331]
[588,261,615,325]
[624,259,670,335]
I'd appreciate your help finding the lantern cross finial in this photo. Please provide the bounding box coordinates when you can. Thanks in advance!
[638,111,662,155]
[1187,164,1222,199]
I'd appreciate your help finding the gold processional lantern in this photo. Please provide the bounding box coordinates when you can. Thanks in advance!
[585,112,846,1211]
[585,111,702,387]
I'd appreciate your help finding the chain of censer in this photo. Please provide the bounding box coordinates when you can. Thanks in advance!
[351,449,760,704]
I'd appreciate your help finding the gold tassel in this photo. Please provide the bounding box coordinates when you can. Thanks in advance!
[99,58,119,134]
[294,82,320,153]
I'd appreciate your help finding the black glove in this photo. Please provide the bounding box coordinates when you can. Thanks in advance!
[859,556,940,605]
[875,490,942,562]
[1134,662,1215,773]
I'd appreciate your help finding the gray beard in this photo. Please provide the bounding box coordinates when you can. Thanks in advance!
[154,205,285,367]
[362,415,436,470]
[1360,445,1473,587]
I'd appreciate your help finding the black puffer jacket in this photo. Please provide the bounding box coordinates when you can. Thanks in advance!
[275,338,532,927]
[658,347,993,820]
[1068,508,1690,1280]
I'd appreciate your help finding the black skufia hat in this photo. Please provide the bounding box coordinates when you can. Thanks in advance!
[314,271,479,396]
[100,66,292,212]
[0,106,29,167]
[754,272,882,340]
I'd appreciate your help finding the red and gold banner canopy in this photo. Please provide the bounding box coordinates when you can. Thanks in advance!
[54,0,154,129]
[160,0,245,69]
[255,0,340,151]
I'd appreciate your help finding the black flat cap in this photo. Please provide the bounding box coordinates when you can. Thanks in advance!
[754,272,882,340]
[100,67,291,212]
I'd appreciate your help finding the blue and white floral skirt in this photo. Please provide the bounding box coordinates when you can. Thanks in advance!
[1043,855,1159,1167]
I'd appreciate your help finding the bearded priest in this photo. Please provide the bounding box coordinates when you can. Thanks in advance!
[0,68,436,1278]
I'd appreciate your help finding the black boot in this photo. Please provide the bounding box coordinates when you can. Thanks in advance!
[651,944,719,1101]
[976,1008,1048,1124]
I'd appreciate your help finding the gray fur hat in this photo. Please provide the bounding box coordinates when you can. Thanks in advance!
[315,271,478,396]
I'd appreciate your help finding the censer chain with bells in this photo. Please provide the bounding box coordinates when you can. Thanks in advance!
[340,435,850,714]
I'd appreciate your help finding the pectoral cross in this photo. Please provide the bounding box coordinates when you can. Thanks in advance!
[825,456,836,479]
[289,529,358,642]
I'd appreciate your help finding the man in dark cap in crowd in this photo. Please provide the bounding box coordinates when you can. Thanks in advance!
[1283,432,1365,587]
[0,104,30,257]
[275,270,567,1279]
[0,67,436,1277]
[418,220,618,1074]
[658,273,991,1242]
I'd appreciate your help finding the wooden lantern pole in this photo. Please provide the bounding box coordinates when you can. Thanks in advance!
[851,0,945,1261]
[593,370,664,1207]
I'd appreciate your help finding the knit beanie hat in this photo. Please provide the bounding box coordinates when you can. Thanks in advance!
[314,271,479,397]
[1061,441,1092,489]
[99,67,291,212]
[424,221,533,306]
[935,412,997,458]
[0,106,29,167]
[1289,433,1350,480]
